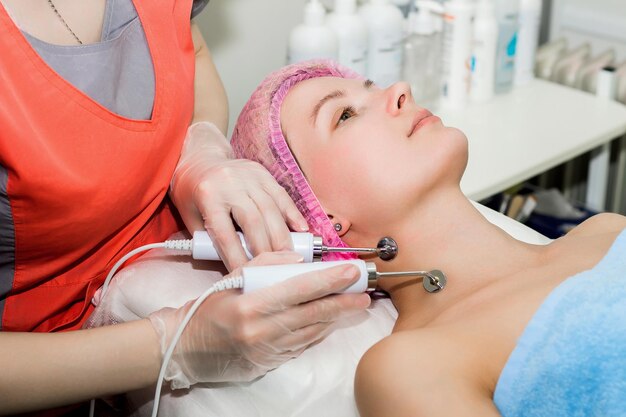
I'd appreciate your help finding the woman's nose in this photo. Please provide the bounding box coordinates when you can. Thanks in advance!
[385,82,413,116]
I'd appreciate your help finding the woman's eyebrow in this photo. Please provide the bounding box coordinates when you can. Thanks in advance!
[310,90,345,125]
[310,80,373,126]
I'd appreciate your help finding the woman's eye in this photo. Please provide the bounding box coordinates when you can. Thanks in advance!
[337,106,356,125]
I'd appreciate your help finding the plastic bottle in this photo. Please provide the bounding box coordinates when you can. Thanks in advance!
[402,0,444,108]
[441,0,475,108]
[616,60,626,105]
[427,0,446,103]
[534,37,567,80]
[432,0,445,64]
[288,0,338,64]
[390,0,413,16]
[359,0,405,86]
[327,0,369,75]
[494,0,520,93]
[471,0,498,102]
[574,50,615,93]
[550,43,591,87]
[514,0,541,85]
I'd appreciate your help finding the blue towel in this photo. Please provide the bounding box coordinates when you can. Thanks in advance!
[494,228,626,417]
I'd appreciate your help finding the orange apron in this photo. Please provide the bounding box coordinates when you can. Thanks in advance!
[0,0,195,332]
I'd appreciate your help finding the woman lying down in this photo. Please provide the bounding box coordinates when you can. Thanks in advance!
[230,60,626,416]
[90,60,626,417]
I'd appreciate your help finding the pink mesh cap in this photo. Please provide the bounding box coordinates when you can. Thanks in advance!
[231,60,362,260]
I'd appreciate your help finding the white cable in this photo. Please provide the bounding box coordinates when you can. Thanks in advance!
[89,236,357,417]
[150,274,244,417]
[99,240,193,302]
[89,239,193,417]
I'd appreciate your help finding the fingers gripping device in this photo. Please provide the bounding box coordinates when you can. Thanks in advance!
[192,231,446,292]
[190,231,400,262]
[101,231,446,300]
[94,231,447,417]
[242,260,446,294]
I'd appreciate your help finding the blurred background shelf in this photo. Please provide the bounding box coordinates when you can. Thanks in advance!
[436,78,626,201]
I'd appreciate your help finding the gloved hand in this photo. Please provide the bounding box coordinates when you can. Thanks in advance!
[148,252,371,389]
[170,122,309,271]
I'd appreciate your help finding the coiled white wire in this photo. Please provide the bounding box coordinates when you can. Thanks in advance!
[90,239,234,417]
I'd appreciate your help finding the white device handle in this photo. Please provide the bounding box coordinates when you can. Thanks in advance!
[241,260,369,294]
[192,231,315,263]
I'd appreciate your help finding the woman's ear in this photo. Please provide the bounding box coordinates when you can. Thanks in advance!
[327,214,351,237]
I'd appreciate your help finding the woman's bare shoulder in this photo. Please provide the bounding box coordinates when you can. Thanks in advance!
[542,212,626,273]
[568,212,626,237]
[355,329,501,417]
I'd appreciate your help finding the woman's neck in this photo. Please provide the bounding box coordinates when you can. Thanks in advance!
[363,186,548,329]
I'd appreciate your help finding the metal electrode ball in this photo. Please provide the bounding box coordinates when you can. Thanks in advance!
[312,236,399,261]
[376,237,398,261]
[423,270,447,293]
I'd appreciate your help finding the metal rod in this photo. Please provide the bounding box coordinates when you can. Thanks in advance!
[377,271,433,278]
[314,237,398,261]
[324,246,379,254]
[376,269,447,293]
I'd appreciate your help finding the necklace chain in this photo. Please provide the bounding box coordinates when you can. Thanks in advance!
[47,0,82,45]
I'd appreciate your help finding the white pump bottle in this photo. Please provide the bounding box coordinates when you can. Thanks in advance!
[359,0,405,86]
[494,0,520,93]
[441,0,475,109]
[514,0,542,85]
[403,0,444,109]
[471,0,498,102]
[327,0,369,75]
[288,0,338,64]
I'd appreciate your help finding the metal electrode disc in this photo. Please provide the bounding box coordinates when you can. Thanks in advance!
[377,237,398,261]
[423,270,447,293]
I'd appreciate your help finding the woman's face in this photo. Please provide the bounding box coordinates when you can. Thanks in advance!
[280,77,468,240]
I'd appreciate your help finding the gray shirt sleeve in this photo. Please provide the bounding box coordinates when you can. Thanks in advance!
[191,0,209,19]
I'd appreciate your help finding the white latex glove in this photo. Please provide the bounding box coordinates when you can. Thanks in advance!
[170,122,309,271]
[148,251,371,388]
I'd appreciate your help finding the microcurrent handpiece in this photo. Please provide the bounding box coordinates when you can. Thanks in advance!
[98,233,398,305]
[241,259,447,294]
[147,258,445,417]
[97,240,422,417]
[191,231,398,262]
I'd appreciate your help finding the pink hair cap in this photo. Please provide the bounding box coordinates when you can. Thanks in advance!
[231,60,363,260]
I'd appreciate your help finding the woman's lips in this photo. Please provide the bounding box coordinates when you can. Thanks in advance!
[408,111,439,137]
